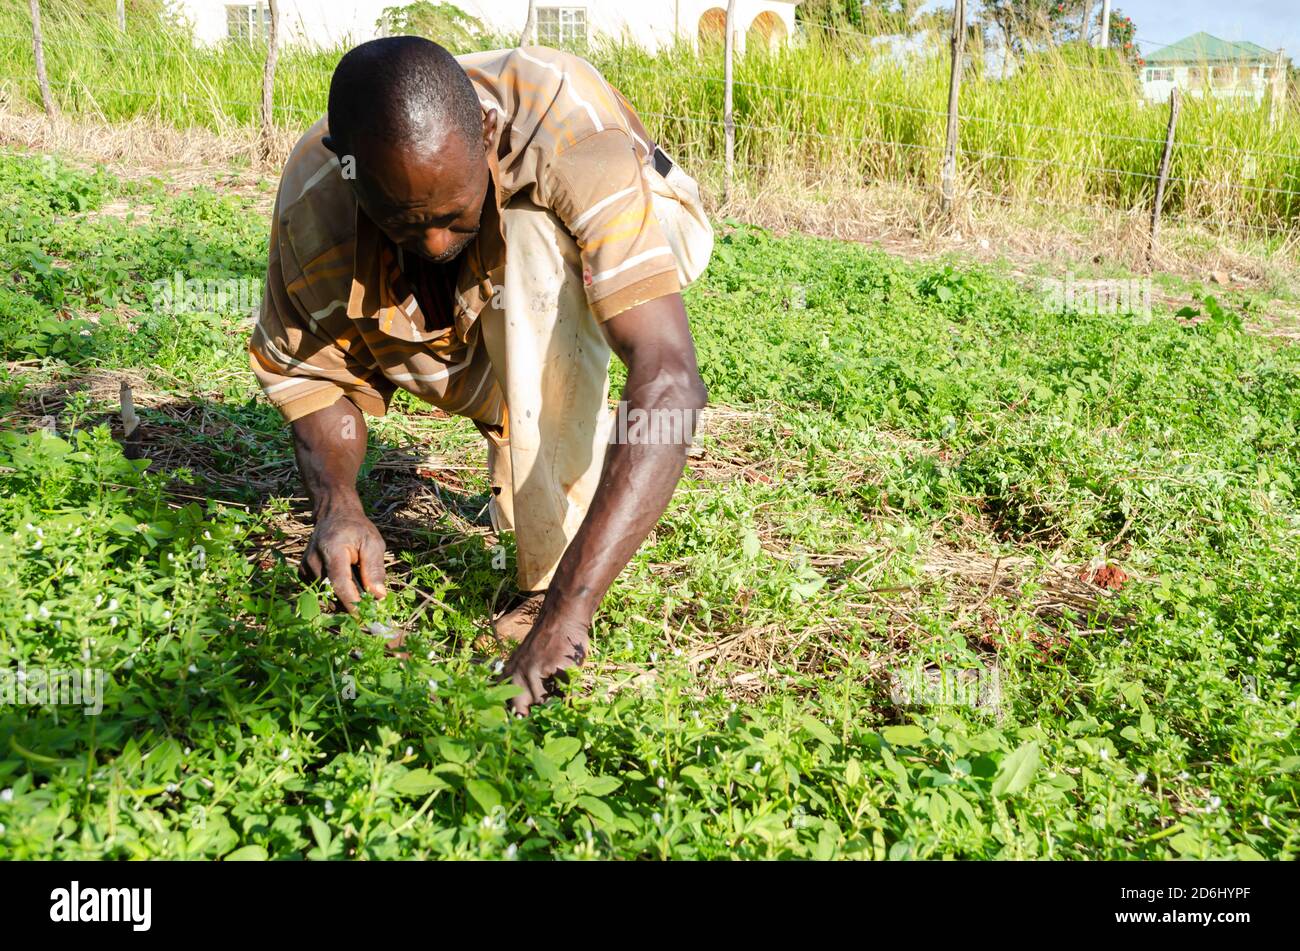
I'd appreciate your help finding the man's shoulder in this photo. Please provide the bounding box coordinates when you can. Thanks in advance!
[273,117,357,268]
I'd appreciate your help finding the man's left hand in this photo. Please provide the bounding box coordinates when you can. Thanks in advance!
[499,612,590,716]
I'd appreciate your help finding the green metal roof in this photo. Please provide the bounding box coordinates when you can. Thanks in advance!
[1145,32,1278,64]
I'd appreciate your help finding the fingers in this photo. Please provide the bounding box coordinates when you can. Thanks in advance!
[358,533,387,600]
[324,549,362,614]
[300,546,325,585]
[508,668,549,717]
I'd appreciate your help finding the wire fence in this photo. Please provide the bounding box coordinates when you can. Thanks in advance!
[4,4,1299,246]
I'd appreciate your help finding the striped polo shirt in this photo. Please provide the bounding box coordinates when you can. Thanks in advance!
[249,45,684,425]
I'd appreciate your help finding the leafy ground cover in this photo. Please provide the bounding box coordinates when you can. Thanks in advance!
[0,149,1296,859]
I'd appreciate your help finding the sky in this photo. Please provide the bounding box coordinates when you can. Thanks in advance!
[922,1,1300,61]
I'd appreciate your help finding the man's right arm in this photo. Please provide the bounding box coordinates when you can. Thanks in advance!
[292,396,387,612]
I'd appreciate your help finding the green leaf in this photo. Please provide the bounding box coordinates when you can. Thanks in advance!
[543,736,582,764]
[393,768,444,797]
[800,715,838,748]
[224,844,268,862]
[742,528,761,560]
[576,795,615,825]
[465,778,501,814]
[308,815,332,854]
[991,740,1040,797]
[881,725,927,747]
[296,589,319,621]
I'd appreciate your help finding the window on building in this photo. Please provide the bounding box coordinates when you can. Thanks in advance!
[226,3,272,43]
[1211,65,1235,86]
[1145,68,1173,82]
[536,7,587,49]
[1187,66,1203,89]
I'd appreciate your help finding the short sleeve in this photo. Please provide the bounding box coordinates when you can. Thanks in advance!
[249,223,394,423]
[547,129,682,321]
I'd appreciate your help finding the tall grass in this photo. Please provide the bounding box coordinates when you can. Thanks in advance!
[1,5,1297,232]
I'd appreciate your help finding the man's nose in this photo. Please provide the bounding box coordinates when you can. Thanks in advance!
[420,228,454,259]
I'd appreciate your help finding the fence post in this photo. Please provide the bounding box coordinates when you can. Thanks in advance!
[28,0,57,119]
[259,0,279,162]
[1269,48,1285,129]
[1149,86,1180,258]
[519,0,536,46]
[723,0,736,205]
[117,0,125,31]
[940,0,965,215]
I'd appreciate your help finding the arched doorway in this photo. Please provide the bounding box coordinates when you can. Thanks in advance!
[698,8,727,49]
[747,11,786,53]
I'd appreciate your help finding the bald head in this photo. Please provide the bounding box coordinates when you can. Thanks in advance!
[326,36,483,155]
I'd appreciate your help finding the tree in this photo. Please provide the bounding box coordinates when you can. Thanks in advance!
[376,2,489,52]
[795,0,867,35]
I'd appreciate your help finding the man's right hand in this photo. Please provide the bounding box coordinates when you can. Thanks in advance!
[291,397,386,614]
[301,502,388,613]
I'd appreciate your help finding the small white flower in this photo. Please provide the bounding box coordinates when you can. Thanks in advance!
[1134,772,1147,785]
[82,649,90,660]
[650,651,658,664]
[188,664,198,674]
[1099,748,1109,761]
[525,816,536,828]
[37,605,49,618]
[165,783,178,794]
[404,746,413,758]
[279,748,290,761]
[426,650,435,660]
[95,594,103,606]
[1206,795,1222,813]
[324,800,335,816]
[657,776,665,789]
[505,843,517,859]
[109,616,119,628]
[730,703,738,712]
[108,599,118,611]
[1178,771,1190,780]
[203,531,212,540]
[123,658,134,670]
[24,523,34,532]
[751,761,761,774]
[163,611,171,620]
[31,540,41,550]
[652,812,662,826]
[167,553,174,562]
[0,788,12,802]
[184,748,191,755]
[1263,815,1271,829]
[35,528,43,538]
[23,614,32,623]
[0,823,6,835]
[428,679,438,693]
[493,661,504,675]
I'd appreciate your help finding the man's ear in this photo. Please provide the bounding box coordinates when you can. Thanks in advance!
[481,109,497,154]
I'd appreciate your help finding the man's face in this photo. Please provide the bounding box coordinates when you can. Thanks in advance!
[344,116,493,264]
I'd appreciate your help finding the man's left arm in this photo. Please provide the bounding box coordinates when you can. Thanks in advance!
[501,291,706,714]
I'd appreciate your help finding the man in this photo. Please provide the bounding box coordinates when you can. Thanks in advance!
[249,37,713,715]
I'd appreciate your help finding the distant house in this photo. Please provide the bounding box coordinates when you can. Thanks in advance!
[1141,31,1288,104]
[168,1,802,53]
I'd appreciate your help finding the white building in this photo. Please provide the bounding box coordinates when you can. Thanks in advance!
[1140,32,1288,105]
[168,1,801,53]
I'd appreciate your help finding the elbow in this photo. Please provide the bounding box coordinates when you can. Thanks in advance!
[674,371,708,413]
